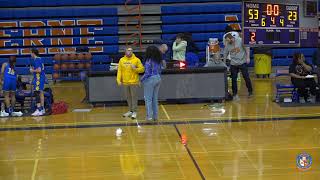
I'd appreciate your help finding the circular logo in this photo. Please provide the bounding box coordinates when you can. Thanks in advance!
[296,152,312,170]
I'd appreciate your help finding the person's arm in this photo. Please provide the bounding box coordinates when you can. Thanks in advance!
[301,62,312,72]
[290,73,305,79]
[172,41,187,51]
[223,46,229,63]
[245,47,250,64]
[0,63,6,84]
[140,61,151,82]
[132,59,144,74]
[116,59,122,85]
[30,60,42,73]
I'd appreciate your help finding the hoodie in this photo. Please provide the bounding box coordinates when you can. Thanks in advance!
[117,53,144,85]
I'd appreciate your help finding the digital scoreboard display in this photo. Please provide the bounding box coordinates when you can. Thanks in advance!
[243,2,300,46]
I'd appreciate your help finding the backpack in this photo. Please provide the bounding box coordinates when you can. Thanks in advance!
[51,101,68,115]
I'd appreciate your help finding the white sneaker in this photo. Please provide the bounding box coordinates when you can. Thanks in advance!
[123,111,133,117]
[0,110,9,117]
[12,111,23,117]
[131,112,137,119]
[31,109,41,116]
[41,109,46,115]
[233,95,240,101]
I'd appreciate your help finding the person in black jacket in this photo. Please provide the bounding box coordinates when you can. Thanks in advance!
[289,53,320,102]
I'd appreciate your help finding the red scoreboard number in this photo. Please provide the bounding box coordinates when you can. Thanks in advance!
[250,32,256,42]
[247,4,297,27]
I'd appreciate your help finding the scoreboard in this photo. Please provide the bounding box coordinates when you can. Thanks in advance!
[243,2,300,46]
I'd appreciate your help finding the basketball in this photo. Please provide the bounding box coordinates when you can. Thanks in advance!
[84,53,92,60]
[61,63,68,70]
[77,63,84,69]
[61,54,69,60]
[68,63,75,69]
[53,73,59,79]
[69,53,77,60]
[85,63,91,69]
[53,54,61,61]
[77,53,85,60]
[53,64,60,70]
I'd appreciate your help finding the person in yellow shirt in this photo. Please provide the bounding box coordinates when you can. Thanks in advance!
[117,47,144,119]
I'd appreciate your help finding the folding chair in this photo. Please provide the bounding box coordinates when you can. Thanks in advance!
[275,69,299,102]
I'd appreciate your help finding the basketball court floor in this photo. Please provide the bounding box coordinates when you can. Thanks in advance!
[0,78,320,179]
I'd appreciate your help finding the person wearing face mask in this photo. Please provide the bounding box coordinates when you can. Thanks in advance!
[289,53,320,102]
[223,33,253,100]
[117,47,144,119]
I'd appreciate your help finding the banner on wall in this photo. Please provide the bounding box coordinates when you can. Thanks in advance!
[0,19,117,55]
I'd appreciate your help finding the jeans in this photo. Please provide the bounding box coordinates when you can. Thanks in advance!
[143,75,161,120]
[230,63,253,95]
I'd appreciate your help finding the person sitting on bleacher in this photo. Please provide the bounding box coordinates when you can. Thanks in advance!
[289,53,320,103]
[0,56,23,117]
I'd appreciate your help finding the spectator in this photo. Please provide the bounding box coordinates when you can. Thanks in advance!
[172,33,187,62]
[289,53,320,102]
[117,47,144,119]
[158,44,168,69]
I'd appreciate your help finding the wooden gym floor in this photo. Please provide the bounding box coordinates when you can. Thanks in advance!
[0,77,320,180]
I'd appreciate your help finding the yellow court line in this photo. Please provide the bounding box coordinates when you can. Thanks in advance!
[31,138,42,180]
[31,159,39,180]
[161,104,171,120]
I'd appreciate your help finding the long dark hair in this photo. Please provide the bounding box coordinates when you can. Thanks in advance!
[9,56,16,69]
[292,52,302,65]
[145,46,162,64]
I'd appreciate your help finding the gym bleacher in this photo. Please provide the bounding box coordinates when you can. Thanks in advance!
[0,0,318,75]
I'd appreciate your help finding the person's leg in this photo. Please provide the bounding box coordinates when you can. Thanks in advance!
[305,79,320,101]
[239,64,253,95]
[9,91,15,111]
[230,65,239,96]
[130,85,138,119]
[4,91,10,113]
[130,85,138,112]
[152,76,161,120]
[292,79,308,101]
[123,86,133,117]
[143,78,154,120]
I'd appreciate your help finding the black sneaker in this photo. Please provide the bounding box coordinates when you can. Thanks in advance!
[248,92,253,97]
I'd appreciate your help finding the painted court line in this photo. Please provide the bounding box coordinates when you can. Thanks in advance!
[173,124,205,180]
[161,104,171,120]
[1,115,320,132]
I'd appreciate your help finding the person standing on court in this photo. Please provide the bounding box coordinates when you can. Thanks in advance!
[141,46,162,121]
[223,33,253,100]
[0,56,23,117]
[117,47,144,119]
[30,48,46,116]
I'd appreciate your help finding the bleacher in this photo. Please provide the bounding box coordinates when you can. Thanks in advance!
[0,0,318,75]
